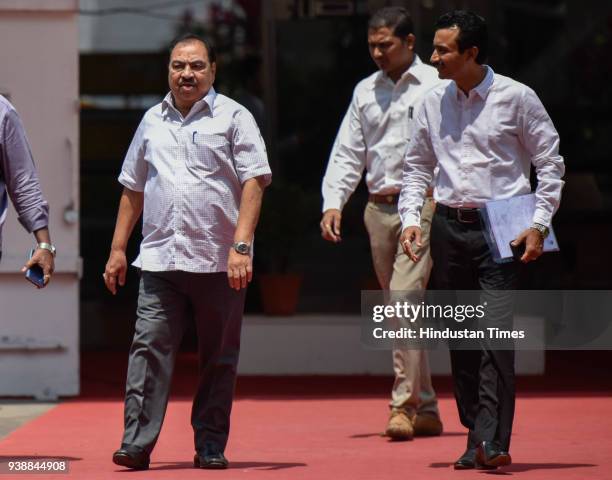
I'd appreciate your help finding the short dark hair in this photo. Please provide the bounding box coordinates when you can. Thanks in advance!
[169,33,216,64]
[368,7,414,39]
[435,10,488,64]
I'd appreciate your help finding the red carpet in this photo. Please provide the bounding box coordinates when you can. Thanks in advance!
[1,352,611,479]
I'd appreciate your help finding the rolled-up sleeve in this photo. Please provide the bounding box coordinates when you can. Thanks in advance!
[398,106,437,229]
[0,109,49,233]
[118,118,148,192]
[520,88,565,227]
[231,109,272,186]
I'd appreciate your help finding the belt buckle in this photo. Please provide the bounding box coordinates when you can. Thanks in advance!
[386,195,394,204]
[457,208,478,223]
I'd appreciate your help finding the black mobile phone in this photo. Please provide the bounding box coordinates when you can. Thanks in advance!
[509,241,525,261]
[25,248,45,288]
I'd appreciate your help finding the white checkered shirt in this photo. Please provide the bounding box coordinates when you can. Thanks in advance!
[119,88,271,273]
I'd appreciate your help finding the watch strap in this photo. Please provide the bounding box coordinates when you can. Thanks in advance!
[530,223,549,239]
[37,242,57,256]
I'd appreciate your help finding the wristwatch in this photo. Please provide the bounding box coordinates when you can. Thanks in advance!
[232,241,250,255]
[530,223,550,239]
[37,242,57,257]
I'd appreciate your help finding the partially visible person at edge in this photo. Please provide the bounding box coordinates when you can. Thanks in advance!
[103,33,271,470]
[321,6,446,441]
[398,10,564,470]
[0,95,55,283]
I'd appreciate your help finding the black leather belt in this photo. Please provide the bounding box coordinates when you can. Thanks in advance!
[436,204,481,224]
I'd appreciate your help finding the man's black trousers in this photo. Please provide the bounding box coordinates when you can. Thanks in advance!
[430,207,519,452]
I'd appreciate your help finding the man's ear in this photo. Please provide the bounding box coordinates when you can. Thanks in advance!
[404,33,416,51]
[466,45,480,63]
[211,62,217,79]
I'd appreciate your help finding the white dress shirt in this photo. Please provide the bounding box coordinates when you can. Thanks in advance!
[399,66,565,228]
[321,55,444,212]
[119,88,271,273]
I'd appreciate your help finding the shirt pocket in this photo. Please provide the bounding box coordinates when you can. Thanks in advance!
[360,101,385,133]
[188,132,231,172]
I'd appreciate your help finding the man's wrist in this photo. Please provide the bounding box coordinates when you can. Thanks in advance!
[323,208,341,214]
[33,227,51,244]
[37,242,56,257]
[232,241,251,255]
[402,222,421,232]
[530,222,550,239]
[322,199,343,213]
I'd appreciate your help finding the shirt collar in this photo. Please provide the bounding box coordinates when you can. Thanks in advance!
[452,65,494,100]
[404,55,426,84]
[162,87,217,119]
[472,65,494,99]
[373,55,426,88]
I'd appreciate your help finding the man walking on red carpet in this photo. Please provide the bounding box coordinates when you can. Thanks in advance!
[321,6,444,440]
[103,33,271,470]
[399,10,564,469]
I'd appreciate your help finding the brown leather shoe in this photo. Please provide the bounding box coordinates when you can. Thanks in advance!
[384,409,414,440]
[412,412,443,436]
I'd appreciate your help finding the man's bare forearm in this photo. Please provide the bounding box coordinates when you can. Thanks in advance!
[33,227,51,244]
[234,177,266,243]
[111,187,144,252]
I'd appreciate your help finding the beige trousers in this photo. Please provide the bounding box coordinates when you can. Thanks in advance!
[364,197,439,416]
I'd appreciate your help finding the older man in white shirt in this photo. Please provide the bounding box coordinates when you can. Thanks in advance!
[399,11,564,470]
[321,6,445,440]
[103,34,271,471]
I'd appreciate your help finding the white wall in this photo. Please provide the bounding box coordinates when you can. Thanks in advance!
[0,1,80,399]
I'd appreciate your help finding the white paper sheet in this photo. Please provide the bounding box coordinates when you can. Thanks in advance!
[481,193,560,262]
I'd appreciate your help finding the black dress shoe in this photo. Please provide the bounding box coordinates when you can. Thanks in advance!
[112,444,150,470]
[454,448,476,470]
[475,441,512,468]
[194,451,229,469]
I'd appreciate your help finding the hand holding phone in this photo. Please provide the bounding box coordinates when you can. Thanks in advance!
[25,248,46,288]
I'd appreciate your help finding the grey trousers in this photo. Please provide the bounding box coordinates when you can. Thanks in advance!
[121,270,246,455]
[364,198,439,417]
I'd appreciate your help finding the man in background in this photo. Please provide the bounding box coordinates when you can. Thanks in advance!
[321,7,444,440]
